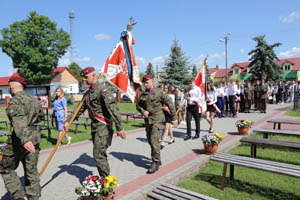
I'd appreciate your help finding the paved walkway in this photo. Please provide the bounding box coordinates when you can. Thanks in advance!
[0,103,296,200]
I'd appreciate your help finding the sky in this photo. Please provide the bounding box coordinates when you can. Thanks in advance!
[0,0,300,77]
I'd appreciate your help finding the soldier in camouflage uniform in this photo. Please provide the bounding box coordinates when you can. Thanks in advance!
[243,81,254,113]
[253,79,260,111]
[68,67,126,178]
[136,75,177,174]
[0,76,44,200]
[258,78,269,113]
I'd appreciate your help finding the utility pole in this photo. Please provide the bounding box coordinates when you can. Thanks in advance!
[69,11,75,64]
[220,33,231,82]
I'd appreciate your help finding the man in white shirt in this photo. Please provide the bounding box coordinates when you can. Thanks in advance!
[227,79,238,117]
[216,82,225,117]
[185,78,202,140]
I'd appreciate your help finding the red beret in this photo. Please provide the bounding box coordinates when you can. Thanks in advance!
[142,75,153,82]
[9,76,27,87]
[80,67,95,76]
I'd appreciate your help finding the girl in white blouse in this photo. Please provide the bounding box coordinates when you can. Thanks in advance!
[206,83,217,133]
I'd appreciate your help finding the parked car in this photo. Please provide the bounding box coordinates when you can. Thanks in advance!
[121,95,131,102]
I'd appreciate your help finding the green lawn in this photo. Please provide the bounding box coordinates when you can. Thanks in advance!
[285,109,300,117]
[0,102,143,150]
[176,133,300,200]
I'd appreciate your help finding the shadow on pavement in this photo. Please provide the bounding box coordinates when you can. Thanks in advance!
[42,153,95,188]
[227,131,240,135]
[136,137,148,143]
[110,151,151,169]
[194,172,300,200]
[192,149,206,154]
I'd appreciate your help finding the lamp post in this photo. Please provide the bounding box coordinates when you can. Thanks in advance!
[220,33,231,82]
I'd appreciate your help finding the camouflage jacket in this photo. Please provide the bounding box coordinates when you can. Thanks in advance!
[6,91,44,146]
[243,86,254,100]
[136,88,176,125]
[77,82,123,131]
[259,84,269,99]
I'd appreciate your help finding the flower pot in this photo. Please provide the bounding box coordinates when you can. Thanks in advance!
[204,144,218,155]
[0,154,2,162]
[237,127,249,135]
[86,193,113,200]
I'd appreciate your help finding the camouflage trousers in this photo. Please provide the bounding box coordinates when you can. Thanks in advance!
[244,99,252,112]
[0,143,40,199]
[259,98,267,112]
[146,122,164,162]
[91,122,110,178]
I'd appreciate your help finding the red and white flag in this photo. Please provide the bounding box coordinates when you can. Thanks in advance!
[102,31,141,102]
[195,61,206,93]
[194,60,207,113]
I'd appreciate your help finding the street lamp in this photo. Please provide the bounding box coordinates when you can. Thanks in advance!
[220,33,231,82]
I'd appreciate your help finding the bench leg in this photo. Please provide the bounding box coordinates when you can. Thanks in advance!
[251,144,255,158]
[254,144,257,157]
[273,123,276,130]
[263,133,268,139]
[126,116,129,123]
[75,125,78,134]
[278,123,281,130]
[48,128,51,140]
[221,163,227,190]
[230,165,234,180]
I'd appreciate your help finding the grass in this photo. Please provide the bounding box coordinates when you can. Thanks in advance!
[0,102,143,150]
[176,133,300,200]
[285,109,300,117]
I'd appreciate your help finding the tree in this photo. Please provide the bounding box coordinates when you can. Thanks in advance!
[162,38,190,89]
[69,62,83,90]
[145,62,154,77]
[248,35,282,81]
[192,64,197,77]
[205,62,212,83]
[0,11,70,84]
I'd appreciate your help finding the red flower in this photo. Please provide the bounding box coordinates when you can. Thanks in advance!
[101,179,107,184]
[87,176,98,182]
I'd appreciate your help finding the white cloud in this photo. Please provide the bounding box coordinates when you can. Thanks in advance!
[135,56,147,72]
[135,55,168,73]
[194,52,225,67]
[94,34,112,40]
[279,47,300,58]
[279,11,300,23]
[240,49,245,54]
[58,56,91,66]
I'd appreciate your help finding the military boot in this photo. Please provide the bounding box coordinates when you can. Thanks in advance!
[147,161,159,174]
[27,195,39,200]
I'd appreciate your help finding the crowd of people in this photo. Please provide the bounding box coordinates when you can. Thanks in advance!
[158,78,299,143]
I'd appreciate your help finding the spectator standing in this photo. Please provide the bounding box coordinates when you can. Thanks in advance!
[227,79,238,118]
[53,87,71,145]
[216,82,225,117]
[235,80,241,114]
[161,85,176,149]
[206,83,217,133]
[224,81,229,117]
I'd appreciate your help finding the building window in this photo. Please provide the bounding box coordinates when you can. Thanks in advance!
[283,64,290,71]
[234,68,239,74]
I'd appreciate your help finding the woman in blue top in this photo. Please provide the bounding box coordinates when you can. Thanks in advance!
[53,87,71,145]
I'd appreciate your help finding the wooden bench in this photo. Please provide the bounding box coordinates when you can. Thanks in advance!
[211,153,300,190]
[0,120,8,129]
[253,128,300,139]
[72,121,87,134]
[240,137,300,158]
[121,112,137,123]
[147,184,218,200]
[0,131,9,137]
[39,125,52,140]
[267,119,300,130]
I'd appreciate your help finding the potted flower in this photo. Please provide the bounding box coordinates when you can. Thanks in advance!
[235,120,253,135]
[0,143,7,162]
[75,175,119,200]
[201,133,224,155]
